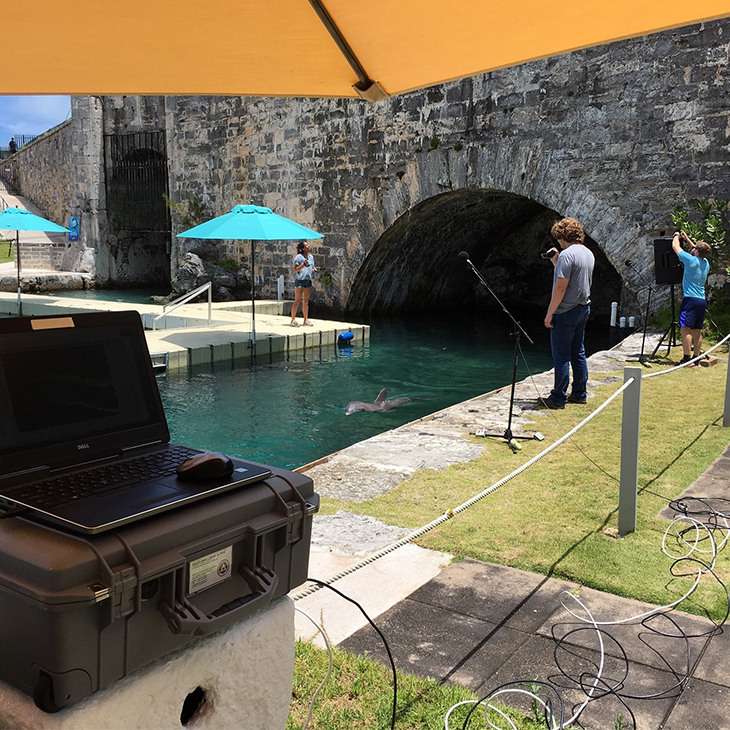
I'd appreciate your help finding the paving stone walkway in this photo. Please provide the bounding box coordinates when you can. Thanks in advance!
[335,439,730,730]
[341,557,730,730]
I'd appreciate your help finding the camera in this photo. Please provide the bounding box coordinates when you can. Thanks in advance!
[540,251,553,260]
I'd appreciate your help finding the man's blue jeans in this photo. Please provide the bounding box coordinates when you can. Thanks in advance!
[550,304,590,404]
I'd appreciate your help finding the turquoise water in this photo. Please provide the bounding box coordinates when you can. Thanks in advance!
[157,313,561,470]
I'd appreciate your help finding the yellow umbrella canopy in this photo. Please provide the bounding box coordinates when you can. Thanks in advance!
[8,0,730,99]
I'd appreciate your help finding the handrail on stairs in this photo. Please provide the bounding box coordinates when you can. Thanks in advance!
[152,281,212,330]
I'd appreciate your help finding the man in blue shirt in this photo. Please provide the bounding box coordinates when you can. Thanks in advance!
[672,231,711,365]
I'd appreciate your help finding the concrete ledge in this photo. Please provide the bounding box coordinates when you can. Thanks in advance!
[0,597,295,730]
[0,272,90,292]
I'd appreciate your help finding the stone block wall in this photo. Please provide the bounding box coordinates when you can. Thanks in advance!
[17,240,65,270]
[9,17,725,310]
[0,122,74,270]
[161,18,729,314]
[0,122,74,230]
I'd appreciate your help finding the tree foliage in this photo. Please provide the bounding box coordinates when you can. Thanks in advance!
[670,198,728,256]
[162,193,209,230]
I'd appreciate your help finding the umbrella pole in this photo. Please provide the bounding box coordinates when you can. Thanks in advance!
[15,230,21,316]
[250,239,256,354]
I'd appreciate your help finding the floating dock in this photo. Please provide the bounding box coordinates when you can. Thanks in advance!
[0,291,369,371]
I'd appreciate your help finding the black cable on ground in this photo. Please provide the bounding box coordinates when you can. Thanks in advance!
[306,578,398,730]
[463,496,729,729]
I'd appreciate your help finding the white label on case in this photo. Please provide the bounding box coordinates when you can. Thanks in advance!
[188,546,233,596]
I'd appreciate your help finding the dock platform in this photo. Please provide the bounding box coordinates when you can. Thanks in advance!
[0,291,369,371]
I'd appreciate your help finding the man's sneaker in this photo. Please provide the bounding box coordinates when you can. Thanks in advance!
[568,395,587,404]
[542,397,565,410]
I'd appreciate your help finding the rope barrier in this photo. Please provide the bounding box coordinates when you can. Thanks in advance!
[643,331,730,379]
[292,377,636,601]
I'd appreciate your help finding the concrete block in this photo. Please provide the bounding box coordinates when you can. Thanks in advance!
[211,343,229,363]
[0,596,295,730]
[167,351,185,370]
[232,341,247,359]
[189,347,211,367]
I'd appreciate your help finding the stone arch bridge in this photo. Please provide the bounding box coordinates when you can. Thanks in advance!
[15,18,730,323]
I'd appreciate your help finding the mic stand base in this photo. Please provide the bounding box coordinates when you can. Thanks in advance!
[468,330,544,454]
[471,429,545,453]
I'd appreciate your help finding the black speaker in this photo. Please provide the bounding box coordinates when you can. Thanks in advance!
[653,238,682,285]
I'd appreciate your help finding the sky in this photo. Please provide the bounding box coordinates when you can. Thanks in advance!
[0,96,72,148]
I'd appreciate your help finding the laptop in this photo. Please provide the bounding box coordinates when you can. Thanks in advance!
[0,310,271,534]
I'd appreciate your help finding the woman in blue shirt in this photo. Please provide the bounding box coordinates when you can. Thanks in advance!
[672,231,711,365]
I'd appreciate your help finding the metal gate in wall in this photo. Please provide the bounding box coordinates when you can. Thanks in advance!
[104,130,171,237]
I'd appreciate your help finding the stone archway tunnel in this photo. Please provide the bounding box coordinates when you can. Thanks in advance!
[346,190,623,322]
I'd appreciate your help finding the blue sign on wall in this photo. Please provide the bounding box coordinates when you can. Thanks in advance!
[68,216,80,242]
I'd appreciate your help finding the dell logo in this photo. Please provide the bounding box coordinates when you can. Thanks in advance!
[77,443,90,450]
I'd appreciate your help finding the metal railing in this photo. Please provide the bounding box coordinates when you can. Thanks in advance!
[1,134,38,153]
[152,281,212,330]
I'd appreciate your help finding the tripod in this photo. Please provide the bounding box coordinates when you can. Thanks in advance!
[458,252,544,453]
[625,260,655,366]
[650,283,680,359]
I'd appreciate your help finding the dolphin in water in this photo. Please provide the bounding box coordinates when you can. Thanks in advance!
[345,388,412,415]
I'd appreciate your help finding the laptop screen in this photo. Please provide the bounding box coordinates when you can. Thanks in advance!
[0,311,169,478]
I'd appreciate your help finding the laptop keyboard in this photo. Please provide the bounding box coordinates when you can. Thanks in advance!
[6,445,201,509]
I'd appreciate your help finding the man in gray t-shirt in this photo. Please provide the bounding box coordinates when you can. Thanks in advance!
[543,218,595,408]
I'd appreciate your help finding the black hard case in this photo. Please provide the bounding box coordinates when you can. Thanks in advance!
[0,466,317,713]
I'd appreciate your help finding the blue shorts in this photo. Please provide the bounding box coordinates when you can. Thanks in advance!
[295,278,312,289]
[679,296,706,329]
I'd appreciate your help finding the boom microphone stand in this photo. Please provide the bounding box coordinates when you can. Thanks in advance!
[458,251,544,453]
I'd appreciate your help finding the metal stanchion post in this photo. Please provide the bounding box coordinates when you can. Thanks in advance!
[723,358,730,428]
[619,366,642,536]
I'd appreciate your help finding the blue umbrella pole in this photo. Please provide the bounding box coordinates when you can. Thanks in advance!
[250,239,256,352]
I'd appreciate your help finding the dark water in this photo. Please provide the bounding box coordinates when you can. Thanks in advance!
[156,311,576,470]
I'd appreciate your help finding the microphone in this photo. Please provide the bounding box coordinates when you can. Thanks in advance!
[458,251,470,260]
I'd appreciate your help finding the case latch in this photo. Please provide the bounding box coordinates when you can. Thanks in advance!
[112,565,138,620]
[287,502,303,543]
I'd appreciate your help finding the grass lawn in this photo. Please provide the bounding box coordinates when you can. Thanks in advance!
[288,641,552,730]
[0,237,13,264]
[291,348,730,728]
[320,351,730,622]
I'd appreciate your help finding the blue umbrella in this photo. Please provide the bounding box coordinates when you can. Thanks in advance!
[177,205,323,348]
[0,207,70,315]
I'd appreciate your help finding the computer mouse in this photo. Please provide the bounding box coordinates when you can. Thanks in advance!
[176,452,234,481]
